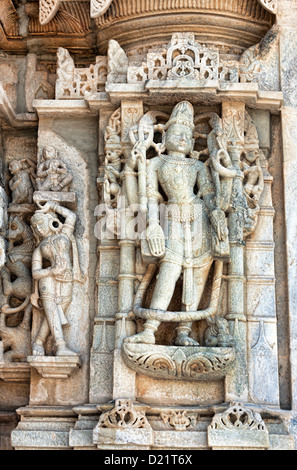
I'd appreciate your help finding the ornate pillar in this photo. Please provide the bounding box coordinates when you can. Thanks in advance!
[112,100,144,401]
[222,101,249,402]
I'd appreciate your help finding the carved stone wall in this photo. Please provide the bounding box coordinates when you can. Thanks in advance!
[0,0,297,453]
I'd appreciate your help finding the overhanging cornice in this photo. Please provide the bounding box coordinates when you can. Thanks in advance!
[39,0,277,26]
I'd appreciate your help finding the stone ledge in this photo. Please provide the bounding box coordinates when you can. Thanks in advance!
[33,190,77,210]
[105,80,283,111]
[0,363,31,383]
[27,356,81,379]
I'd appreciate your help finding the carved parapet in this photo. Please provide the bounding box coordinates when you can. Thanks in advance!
[93,399,153,449]
[56,48,107,100]
[122,343,235,382]
[207,402,269,449]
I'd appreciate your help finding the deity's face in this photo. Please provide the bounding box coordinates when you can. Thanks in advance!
[165,123,194,156]
[245,149,260,164]
[31,212,53,239]
[44,147,57,160]
[9,160,22,175]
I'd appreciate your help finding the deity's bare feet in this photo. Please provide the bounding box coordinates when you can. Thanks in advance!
[56,346,78,357]
[32,342,45,356]
[124,329,156,345]
[175,334,199,347]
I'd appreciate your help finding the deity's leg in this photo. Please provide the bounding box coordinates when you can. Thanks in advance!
[126,261,182,344]
[36,178,52,191]
[32,317,50,356]
[175,260,213,346]
[34,295,76,356]
[57,174,73,191]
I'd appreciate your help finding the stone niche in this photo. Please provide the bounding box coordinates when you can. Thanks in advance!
[0,0,297,452]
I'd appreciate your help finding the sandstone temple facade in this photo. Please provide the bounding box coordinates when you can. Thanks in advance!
[0,0,296,451]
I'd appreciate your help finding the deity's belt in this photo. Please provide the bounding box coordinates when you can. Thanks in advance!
[166,199,203,223]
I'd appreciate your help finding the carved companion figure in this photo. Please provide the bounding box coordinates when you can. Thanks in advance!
[126,101,233,347]
[30,201,83,356]
[36,146,73,192]
[9,159,36,205]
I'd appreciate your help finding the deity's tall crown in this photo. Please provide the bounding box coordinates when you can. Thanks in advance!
[166,101,195,131]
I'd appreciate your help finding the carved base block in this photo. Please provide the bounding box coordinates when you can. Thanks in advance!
[93,427,153,449]
[27,356,81,379]
[122,343,235,381]
[208,428,269,449]
[0,363,31,383]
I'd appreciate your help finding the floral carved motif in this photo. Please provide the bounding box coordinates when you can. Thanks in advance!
[98,399,150,428]
[209,402,267,432]
[160,410,198,431]
[122,344,235,381]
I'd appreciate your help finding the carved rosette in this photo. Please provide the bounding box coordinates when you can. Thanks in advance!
[122,344,235,381]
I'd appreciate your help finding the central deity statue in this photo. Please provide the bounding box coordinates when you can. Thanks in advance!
[126,101,232,347]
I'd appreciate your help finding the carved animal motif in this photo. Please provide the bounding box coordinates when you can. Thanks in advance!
[57,47,75,83]
[36,147,73,192]
[8,159,36,205]
[0,304,32,362]
[1,215,34,310]
[204,316,234,347]
[107,40,129,83]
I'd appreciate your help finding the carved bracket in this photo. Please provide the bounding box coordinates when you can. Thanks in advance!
[122,343,235,382]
